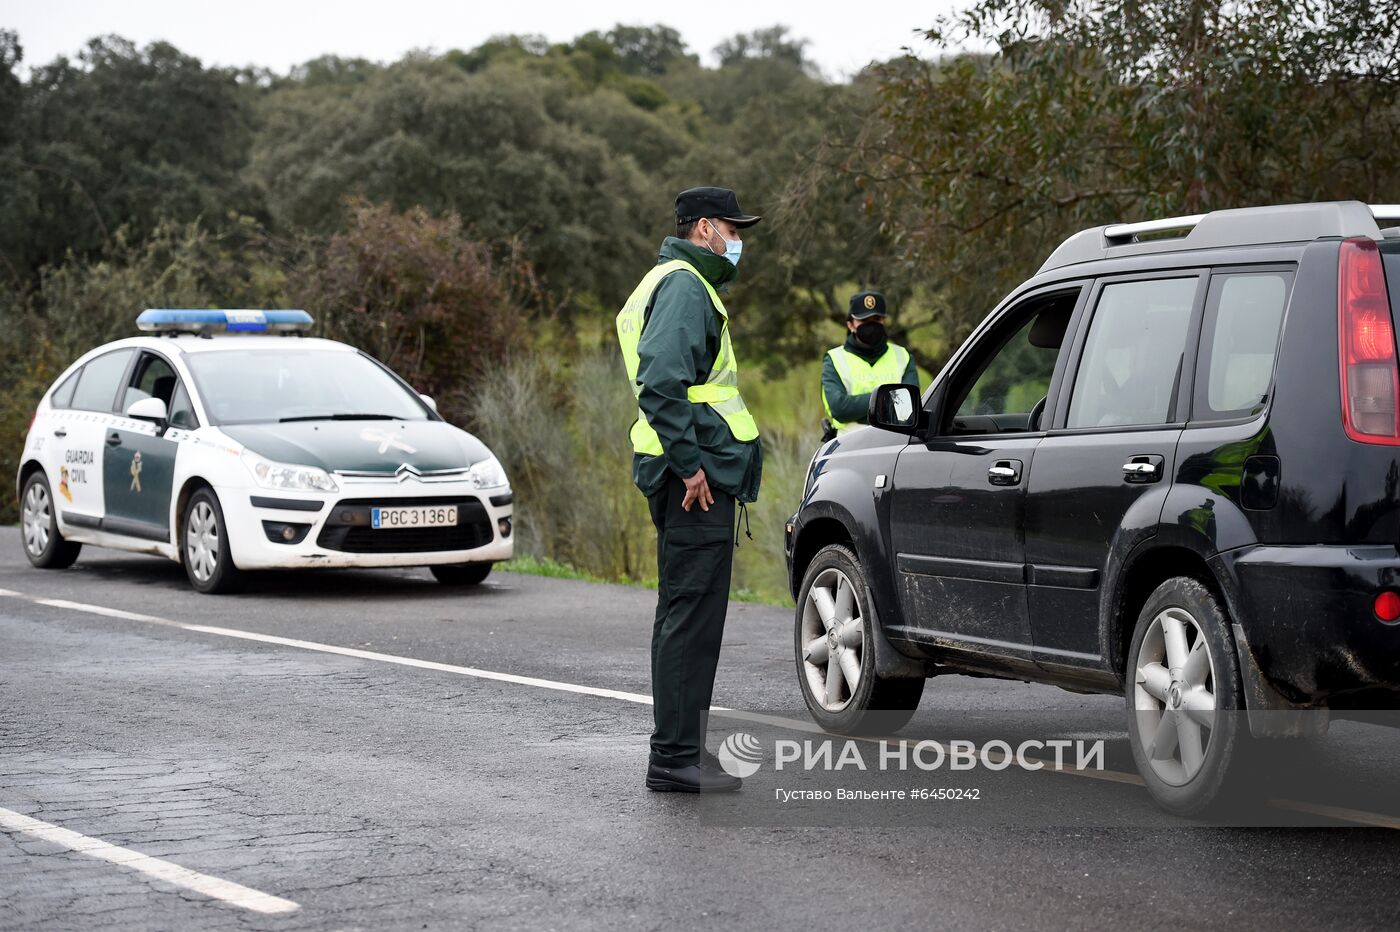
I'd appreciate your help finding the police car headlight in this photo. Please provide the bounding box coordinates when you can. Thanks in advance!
[466,456,507,490]
[241,450,338,493]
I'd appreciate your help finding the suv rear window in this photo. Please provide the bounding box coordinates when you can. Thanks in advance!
[1192,271,1292,421]
[1067,277,1198,429]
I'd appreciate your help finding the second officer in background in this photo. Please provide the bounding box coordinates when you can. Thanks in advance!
[821,291,919,437]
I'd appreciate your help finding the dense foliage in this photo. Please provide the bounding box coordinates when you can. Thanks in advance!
[2,5,1398,599]
[864,0,1400,343]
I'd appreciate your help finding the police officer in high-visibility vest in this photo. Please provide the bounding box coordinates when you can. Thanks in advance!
[821,291,919,437]
[615,186,762,793]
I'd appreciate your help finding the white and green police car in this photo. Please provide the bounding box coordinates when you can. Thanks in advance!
[16,309,514,593]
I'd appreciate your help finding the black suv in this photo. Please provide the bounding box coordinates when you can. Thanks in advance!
[785,201,1400,814]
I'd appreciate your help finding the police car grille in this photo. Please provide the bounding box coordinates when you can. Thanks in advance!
[316,497,494,554]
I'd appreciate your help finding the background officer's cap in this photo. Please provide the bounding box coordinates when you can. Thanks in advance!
[848,291,887,319]
[675,186,761,228]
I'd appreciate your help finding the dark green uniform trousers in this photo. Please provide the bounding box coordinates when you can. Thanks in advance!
[647,471,736,767]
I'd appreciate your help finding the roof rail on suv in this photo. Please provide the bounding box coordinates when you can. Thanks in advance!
[1039,201,1400,273]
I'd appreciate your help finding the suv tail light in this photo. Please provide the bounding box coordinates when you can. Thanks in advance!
[1339,237,1400,444]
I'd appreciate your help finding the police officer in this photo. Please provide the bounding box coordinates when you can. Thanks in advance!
[821,291,919,437]
[615,186,763,793]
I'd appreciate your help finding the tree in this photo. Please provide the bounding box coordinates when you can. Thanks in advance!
[0,36,255,281]
[605,25,695,76]
[293,200,535,419]
[714,26,815,73]
[862,0,1400,347]
[248,56,660,312]
[0,31,21,145]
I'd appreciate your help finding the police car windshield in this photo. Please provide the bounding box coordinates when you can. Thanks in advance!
[185,349,430,425]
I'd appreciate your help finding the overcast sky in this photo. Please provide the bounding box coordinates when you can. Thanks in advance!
[6,1,965,79]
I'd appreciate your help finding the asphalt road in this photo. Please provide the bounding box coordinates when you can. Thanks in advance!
[4,525,1400,930]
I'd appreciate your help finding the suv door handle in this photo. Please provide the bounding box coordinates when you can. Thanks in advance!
[988,459,1023,486]
[1122,455,1165,483]
[52,428,67,438]
[106,431,122,447]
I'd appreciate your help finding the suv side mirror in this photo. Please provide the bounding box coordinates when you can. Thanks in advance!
[419,393,438,413]
[868,384,923,435]
[125,396,168,425]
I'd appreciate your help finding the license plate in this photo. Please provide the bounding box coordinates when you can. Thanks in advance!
[371,505,458,529]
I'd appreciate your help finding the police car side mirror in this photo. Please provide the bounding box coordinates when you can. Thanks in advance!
[419,393,438,413]
[126,396,168,426]
[868,384,923,435]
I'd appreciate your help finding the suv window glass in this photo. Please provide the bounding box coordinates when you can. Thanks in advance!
[1067,278,1197,429]
[69,349,134,412]
[948,293,1077,435]
[121,353,179,414]
[1193,272,1291,420]
[168,382,198,430]
[50,369,81,409]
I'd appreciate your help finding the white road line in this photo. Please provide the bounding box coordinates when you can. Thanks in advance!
[0,588,662,707]
[2,587,1394,829]
[0,807,299,915]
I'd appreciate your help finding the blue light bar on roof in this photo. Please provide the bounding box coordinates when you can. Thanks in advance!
[136,309,314,334]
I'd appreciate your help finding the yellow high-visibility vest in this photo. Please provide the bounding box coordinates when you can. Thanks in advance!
[823,344,912,434]
[616,259,759,456]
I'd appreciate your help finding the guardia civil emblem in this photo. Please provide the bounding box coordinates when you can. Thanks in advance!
[130,451,143,493]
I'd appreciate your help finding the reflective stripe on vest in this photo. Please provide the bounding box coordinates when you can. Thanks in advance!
[615,259,759,457]
[823,344,912,434]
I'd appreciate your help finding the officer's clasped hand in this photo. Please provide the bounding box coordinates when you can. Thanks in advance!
[682,468,714,512]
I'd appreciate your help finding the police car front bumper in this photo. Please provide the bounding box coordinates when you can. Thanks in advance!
[219,481,514,570]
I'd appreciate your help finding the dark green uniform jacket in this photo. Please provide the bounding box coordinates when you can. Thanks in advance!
[632,237,763,503]
[820,333,920,425]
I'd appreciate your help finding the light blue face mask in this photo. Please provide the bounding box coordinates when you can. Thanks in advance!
[707,223,743,267]
[722,236,743,267]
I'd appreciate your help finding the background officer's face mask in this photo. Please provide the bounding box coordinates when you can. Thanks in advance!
[855,321,886,345]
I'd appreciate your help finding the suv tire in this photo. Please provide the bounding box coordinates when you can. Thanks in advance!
[796,543,924,735]
[20,471,81,569]
[1125,576,1247,817]
[182,488,243,595]
[431,563,493,586]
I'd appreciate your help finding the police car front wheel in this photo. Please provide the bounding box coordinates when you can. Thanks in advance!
[431,563,493,586]
[182,488,244,594]
[20,472,81,569]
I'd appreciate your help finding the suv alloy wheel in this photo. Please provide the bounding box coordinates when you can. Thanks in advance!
[1125,577,1247,816]
[796,544,924,735]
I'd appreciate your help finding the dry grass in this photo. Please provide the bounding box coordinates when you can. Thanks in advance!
[464,348,821,605]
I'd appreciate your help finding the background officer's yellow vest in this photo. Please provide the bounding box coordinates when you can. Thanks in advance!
[823,344,912,434]
[616,259,759,456]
